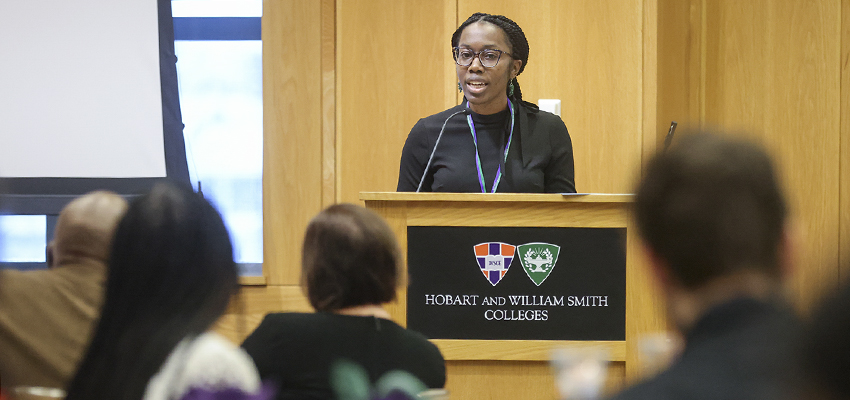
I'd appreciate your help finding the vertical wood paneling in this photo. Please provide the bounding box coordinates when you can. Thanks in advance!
[656,0,702,143]
[263,0,324,285]
[703,0,841,308]
[322,0,336,208]
[841,0,850,284]
[336,0,457,204]
[458,0,644,194]
[643,0,659,166]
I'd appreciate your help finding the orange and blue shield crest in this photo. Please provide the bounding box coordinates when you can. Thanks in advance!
[474,242,516,286]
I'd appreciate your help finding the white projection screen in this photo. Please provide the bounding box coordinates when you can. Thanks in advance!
[0,0,189,214]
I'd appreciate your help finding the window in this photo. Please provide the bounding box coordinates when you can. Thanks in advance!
[173,0,263,275]
[0,215,46,267]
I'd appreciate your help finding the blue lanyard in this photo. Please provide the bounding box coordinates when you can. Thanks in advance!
[466,100,515,193]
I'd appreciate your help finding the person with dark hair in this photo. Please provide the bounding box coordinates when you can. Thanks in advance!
[0,192,127,391]
[799,281,850,400]
[64,184,262,400]
[609,132,801,400]
[397,12,575,193]
[242,204,446,400]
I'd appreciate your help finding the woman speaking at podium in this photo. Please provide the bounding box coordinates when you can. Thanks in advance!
[397,12,576,193]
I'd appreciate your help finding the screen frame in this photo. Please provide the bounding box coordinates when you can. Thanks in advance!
[0,0,190,215]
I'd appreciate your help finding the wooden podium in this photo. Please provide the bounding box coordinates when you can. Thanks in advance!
[361,192,665,398]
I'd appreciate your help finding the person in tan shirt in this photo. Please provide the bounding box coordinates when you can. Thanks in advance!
[0,191,127,391]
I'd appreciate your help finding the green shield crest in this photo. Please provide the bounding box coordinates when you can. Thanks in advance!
[517,242,560,286]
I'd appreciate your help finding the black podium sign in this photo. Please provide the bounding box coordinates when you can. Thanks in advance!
[406,226,626,341]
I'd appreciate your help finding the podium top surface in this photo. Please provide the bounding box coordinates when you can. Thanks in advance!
[360,192,634,203]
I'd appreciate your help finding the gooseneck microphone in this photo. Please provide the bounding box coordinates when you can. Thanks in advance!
[416,108,471,192]
[663,121,677,152]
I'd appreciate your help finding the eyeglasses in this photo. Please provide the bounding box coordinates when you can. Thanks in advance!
[452,47,514,68]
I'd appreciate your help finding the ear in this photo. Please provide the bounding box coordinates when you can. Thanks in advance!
[46,241,56,269]
[511,59,522,79]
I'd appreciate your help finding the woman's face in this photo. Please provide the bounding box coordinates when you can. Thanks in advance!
[456,21,522,115]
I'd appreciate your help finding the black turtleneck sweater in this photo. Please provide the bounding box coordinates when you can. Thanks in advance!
[397,101,576,193]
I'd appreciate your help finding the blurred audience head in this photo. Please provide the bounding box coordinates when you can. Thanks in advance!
[47,191,128,267]
[105,182,238,335]
[800,282,850,399]
[635,132,789,290]
[612,132,802,400]
[65,183,238,400]
[301,203,401,312]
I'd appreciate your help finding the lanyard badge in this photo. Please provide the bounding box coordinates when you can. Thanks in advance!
[466,100,515,193]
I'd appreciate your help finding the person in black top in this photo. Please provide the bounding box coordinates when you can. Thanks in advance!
[608,133,801,400]
[242,204,446,400]
[799,281,850,400]
[397,13,575,193]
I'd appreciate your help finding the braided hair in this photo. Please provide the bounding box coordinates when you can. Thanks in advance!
[452,13,529,102]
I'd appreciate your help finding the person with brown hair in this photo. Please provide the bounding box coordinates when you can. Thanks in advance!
[0,191,128,390]
[242,204,445,400]
[609,132,801,400]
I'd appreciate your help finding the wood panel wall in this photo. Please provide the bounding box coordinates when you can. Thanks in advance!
[336,0,457,203]
[262,0,323,287]
[706,0,841,309]
[658,0,845,309]
[656,0,701,141]
[842,0,850,284]
[216,0,850,398]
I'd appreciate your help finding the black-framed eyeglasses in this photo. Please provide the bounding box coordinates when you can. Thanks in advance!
[452,47,514,68]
